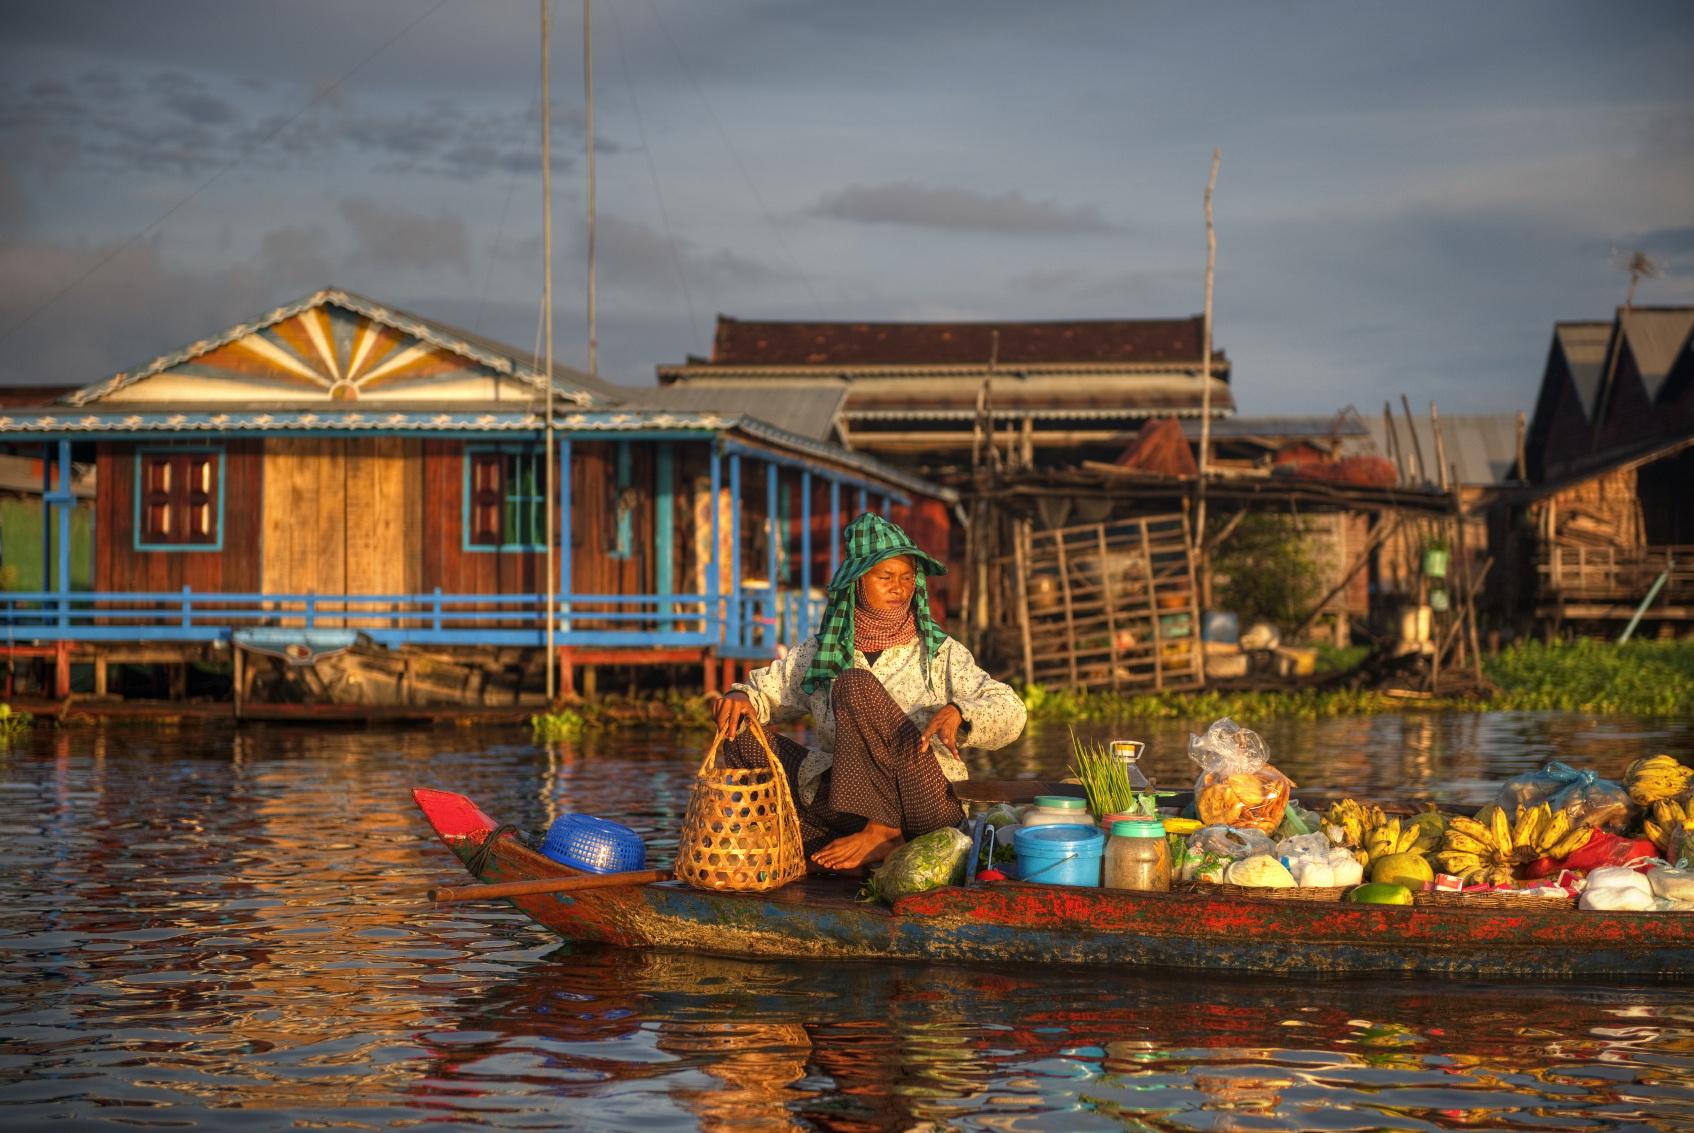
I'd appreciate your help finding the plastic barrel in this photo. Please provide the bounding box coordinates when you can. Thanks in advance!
[1012,824,1105,887]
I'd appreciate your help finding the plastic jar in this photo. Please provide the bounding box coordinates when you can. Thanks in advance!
[1022,795,1094,827]
[1104,818,1171,892]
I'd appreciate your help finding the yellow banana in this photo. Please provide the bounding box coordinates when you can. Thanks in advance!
[1511,805,1536,849]
[1437,852,1482,873]
[1443,832,1489,855]
[1644,819,1667,853]
[1546,826,1594,860]
[1536,809,1572,855]
[1397,825,1421,854]
[1449,816,1492,844]
[1491,807,1513,855]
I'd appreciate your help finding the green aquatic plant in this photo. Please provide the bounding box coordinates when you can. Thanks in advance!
[0,704,32,737]
[530,710,586,741]
[1483,638,1694,715]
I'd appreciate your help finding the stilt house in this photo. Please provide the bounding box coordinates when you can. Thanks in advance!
[0,290,954,707]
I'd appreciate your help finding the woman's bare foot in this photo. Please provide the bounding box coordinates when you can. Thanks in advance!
[811,822,903,871]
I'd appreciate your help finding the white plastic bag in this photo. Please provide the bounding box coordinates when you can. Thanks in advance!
[1580,885,1656,911]
[1647,866,1694,902]
[1274,832,1332,865]
[1189,824,1273,861]
[1586,866,1652,896]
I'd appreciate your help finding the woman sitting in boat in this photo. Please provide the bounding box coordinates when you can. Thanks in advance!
[712,512,1027,872]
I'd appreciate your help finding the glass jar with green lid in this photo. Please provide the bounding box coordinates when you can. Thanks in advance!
[1104,818,1171,891]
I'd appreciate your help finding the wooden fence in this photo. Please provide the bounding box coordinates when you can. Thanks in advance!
[1006,514,1202,692]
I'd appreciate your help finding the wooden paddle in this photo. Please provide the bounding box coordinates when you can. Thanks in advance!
[429,868,672,903]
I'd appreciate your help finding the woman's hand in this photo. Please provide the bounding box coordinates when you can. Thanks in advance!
[712,691,756,737]
[920,704,964,759]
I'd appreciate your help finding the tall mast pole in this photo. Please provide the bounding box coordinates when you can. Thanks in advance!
[542,0,557,702]
[585,0,598,378]
[1194,148,1219,601]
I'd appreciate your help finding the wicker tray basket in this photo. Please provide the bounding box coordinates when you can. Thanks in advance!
[1414,888,1577,910]
[674,721,806,894]
[1173,879,1351,902]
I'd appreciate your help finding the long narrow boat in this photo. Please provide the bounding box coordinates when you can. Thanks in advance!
[414,787,1694,979]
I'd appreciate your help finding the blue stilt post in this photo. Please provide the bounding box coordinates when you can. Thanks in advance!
[881,494,891,520]
[655,442,674,631]
[765,461,779,647]
[729,453,742,648]
[53,441,73,627]
[558,438,572,632]
[800,471,812,636]
[857,487,867,516]
[709,444,721,641]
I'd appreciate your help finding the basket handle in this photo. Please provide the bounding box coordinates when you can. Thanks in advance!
[700,716,780,778]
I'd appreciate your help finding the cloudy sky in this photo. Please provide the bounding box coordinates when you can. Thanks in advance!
[1,0,1690,415]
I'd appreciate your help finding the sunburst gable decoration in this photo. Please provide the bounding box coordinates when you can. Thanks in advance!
[62,289,602,408]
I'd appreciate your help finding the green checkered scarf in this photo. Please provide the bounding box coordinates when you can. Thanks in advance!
[801,513,949,695]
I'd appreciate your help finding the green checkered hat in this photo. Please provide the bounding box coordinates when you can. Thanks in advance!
[801,513,948,694]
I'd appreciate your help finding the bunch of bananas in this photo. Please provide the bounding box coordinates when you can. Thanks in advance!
[1624,755,1693,807]
[1434,802,1593,886]
[1324,799,1382,849]
[1645,796,1694,855]
[1325,800,1446,868]
[1363,815,1441,862]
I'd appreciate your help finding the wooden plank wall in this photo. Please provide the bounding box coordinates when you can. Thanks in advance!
[420,439,538,596]
[261,437,422,597]
[95,440,264,593]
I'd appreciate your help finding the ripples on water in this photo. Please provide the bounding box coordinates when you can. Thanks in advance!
[2,714,1692,1131]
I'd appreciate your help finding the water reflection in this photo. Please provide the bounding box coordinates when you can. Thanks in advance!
[0,716,1691,1131]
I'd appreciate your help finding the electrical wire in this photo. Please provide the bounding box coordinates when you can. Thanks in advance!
[0,0,456,346]
[607,0,700,354]
[640,0,823,317]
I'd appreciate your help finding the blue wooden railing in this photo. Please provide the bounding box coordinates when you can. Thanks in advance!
[0,588,827,656]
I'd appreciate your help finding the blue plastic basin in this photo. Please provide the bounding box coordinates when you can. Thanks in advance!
[1012,823,1105,887]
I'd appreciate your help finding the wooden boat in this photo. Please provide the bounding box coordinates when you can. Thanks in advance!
[414,787,1694,979]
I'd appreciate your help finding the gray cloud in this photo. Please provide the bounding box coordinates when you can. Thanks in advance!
[0,67,588,180]
[578,212,780,293]
[812,182,1113,234]
[339,197,470,273]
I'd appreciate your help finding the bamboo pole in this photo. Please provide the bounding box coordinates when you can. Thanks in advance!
[1399,395,1426,484]
[1429,402,1449,492]
[1292,513,1404,638]
[541,0,556,702]
[1014,518,1035,687]
[1193,149,1220,561]
[430,868,672,903]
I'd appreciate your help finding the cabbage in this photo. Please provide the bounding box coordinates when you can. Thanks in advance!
[1223,854,1296,888]
[862,827,971,903]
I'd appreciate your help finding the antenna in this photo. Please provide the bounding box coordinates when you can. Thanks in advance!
[542,0,557,702]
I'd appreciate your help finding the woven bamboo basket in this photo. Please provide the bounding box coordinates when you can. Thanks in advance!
[1174,879,1351,902]
[1414,888,1577,910]
[675,722,806,893]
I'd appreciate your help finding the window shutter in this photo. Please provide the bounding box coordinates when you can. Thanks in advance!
[469,453,504,545]
[140,455,175,542]
[183,454,217,543]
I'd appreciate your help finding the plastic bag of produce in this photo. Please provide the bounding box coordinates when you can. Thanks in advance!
[1188,717,1295,833]
[1649,867,1694,902]
[864,827,971,903]
[1190,824,1273,861]
[1274,832,1332,865]
[1495,761,1636,833]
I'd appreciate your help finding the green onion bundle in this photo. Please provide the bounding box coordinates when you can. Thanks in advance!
[1067,729,1150,817]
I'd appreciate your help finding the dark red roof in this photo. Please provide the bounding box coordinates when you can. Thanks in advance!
[709,316,1216,367]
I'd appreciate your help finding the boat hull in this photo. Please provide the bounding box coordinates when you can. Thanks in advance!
[414,788,1694,978]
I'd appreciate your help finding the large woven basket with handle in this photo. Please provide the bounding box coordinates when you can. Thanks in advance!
[675,721,806,893]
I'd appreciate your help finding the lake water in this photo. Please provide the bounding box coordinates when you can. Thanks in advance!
[3,713,1693,1132]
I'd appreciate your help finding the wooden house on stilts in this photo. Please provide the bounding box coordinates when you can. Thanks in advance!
[0,290,954,712]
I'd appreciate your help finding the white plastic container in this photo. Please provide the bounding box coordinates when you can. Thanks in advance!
[1022,795,1094,827]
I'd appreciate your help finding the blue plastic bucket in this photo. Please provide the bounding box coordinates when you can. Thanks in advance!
[540,814,646,874]
[1013,824,1105,887]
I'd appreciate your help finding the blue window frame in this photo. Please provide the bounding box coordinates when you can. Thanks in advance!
[134,447,225,552]
[464,445,546,551]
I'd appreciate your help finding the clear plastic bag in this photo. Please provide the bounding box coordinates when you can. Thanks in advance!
[1188,717,1294,832]
[867,827,970,902]
[1189,824,1273,860]
[1273,832,1332,865]
[1495,760,1637,834]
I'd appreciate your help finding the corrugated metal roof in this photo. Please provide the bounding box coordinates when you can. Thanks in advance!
[614,383,847,442]
[1555,322,1610,418]
[1178,415,1369,440]
[1365,412,1520,486]
[1625,308,1694,402]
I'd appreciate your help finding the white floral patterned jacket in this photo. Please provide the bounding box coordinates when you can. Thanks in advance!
[728,634,1027,804]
